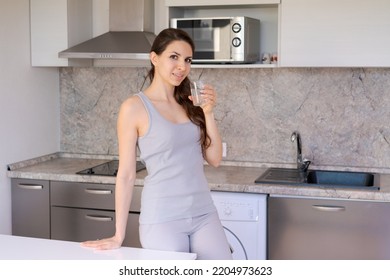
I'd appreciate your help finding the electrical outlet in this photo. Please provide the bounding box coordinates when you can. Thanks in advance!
[222,142,227,158]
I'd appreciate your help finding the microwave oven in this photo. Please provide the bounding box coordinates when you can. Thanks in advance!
[170,16,260,64]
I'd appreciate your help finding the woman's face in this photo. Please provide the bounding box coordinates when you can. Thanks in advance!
[151,40,193,87]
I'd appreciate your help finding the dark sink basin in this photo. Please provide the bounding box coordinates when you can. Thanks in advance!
[255,167,379,190]
[306,170,374,187]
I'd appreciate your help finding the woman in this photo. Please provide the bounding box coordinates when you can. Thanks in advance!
[82,28,232,260]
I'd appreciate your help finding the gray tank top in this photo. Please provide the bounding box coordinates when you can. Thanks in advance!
[136,92,216,224]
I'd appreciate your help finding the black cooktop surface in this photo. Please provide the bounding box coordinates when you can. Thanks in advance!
[76,160,146,176]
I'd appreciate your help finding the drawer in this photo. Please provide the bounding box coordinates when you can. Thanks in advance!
[51,181,142,212]
[51,181,115,210]
[51,207,141,248]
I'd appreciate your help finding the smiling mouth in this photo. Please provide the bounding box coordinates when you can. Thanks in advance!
[173,73,185,81]
[174,72,184,77]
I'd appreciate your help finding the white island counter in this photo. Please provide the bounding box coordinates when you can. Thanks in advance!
[0,234,196,260]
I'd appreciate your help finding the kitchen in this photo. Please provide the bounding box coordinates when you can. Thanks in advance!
[2,0,390,266]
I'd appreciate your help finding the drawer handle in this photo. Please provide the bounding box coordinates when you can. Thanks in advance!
[312,205,346,212]
[85,215,113,222]
[17,184,43,190]
[84,188,112,195]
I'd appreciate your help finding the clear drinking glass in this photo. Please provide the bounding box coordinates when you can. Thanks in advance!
[190,80,204,106]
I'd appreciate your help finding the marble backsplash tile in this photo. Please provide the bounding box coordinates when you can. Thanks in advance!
[60,67,390,170]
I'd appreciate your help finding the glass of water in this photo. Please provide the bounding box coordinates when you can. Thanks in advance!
[190,80,204,106]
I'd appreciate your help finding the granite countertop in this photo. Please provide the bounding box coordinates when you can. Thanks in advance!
[7,152,390,202]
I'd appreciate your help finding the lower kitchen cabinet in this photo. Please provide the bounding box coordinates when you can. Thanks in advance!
[11,179,50,238]
[50,181,142,248]
[268,195,390,260]
[11,179,142,248]
[51,207,141,248]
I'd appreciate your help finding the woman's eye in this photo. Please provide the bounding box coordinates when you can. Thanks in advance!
[186,58,193,64]
[170,55,178,60]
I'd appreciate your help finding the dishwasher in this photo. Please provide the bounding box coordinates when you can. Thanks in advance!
[268,195,390,259]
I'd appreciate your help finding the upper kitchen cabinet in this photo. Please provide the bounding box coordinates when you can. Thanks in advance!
[280,0,390,67]
[30,0,93,66]
[162,0,280,68]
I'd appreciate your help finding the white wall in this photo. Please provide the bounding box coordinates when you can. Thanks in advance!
[0,0,60,234]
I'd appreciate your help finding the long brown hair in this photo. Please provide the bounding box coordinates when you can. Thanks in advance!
[146,28,211,156]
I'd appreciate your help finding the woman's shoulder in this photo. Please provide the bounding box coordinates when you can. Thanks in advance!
[120,93,144,111]
[117,94,147,123]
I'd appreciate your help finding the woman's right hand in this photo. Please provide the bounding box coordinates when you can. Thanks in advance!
[80,236,122,250]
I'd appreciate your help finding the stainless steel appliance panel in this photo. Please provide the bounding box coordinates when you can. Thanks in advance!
[268,196,390,259]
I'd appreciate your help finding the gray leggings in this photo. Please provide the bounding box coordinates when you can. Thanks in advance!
[139,211,233,260]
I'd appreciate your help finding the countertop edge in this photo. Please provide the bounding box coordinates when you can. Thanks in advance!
[7,153,390,202]
[7,152,390,174]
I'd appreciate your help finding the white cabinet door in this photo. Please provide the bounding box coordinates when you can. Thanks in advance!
[280,0,390,67]
[30,0,92,66]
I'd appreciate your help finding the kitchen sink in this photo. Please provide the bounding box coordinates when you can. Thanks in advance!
[306,170,374,187]
[255,167,379,190]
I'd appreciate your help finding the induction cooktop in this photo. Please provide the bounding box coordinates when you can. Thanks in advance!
[76,160,146,176]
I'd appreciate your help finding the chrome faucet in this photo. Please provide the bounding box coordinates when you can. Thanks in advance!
[291,131,311,172]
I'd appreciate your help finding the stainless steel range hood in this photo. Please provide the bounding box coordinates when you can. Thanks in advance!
[59,0,156,61]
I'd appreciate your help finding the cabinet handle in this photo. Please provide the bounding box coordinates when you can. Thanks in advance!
[312,205,346,212]
[17,184,43,190]
[85,215,113,222]
[84,188,112,195]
